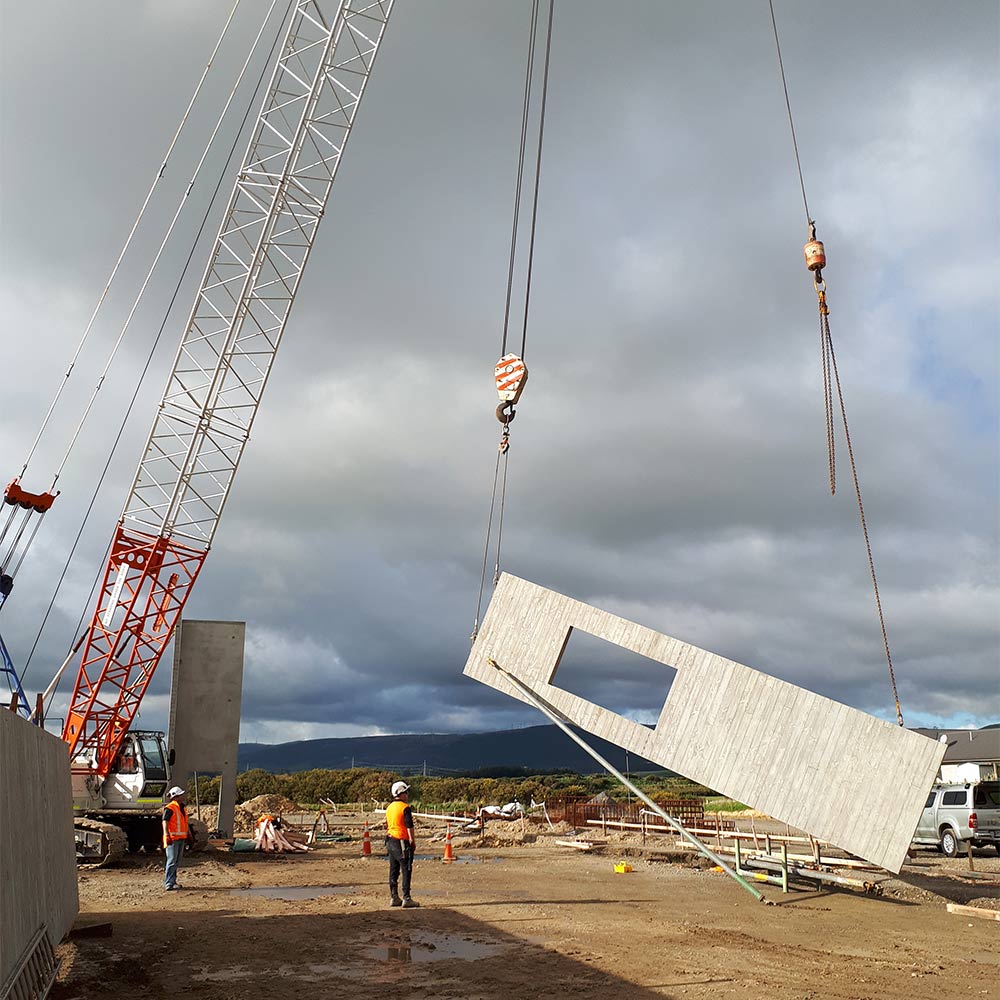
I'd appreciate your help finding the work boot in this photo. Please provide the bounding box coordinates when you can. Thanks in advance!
[390,894,402,907]
[401,896,420,908]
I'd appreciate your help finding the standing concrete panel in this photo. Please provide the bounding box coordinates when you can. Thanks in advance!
[167,620,245,837]
[464,574,945,873]
[0,711,78,985]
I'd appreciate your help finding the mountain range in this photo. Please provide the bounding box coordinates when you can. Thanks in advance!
[237,724,662,775]
[237,722,1000,776]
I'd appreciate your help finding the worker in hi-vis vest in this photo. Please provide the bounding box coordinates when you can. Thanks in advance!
[385,780,419,907]
[162,785,191,891]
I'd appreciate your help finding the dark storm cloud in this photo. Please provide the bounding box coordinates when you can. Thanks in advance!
[0,1,996,741]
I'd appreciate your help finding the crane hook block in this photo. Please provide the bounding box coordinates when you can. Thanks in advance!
[495,354,528,406]
[804,238,826,272]
[4,479,57,513]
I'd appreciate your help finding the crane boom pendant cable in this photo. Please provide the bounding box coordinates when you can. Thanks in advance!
[49,0,284,491]
[17,0,243,482]
[769,0,904,726]
[20,0,297,691]
[61,0,395,775]
[0,0,249,602]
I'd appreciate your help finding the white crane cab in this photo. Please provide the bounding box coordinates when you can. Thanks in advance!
[71,730,206,863]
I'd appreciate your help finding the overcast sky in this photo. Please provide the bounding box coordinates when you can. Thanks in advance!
[0,0,996,746]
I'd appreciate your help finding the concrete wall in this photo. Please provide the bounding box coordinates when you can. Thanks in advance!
[167,620,245,836]
[0,710,78,983]
[465,574,947,873]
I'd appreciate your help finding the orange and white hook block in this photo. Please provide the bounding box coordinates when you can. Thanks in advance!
[495,353,528,425]
[495,354,528,406]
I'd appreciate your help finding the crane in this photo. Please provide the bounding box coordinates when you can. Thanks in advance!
[49,0,393,860]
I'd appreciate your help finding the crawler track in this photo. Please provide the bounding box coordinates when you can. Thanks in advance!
[75,818,128,867]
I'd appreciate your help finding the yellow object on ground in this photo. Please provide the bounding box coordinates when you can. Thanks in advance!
[613,862,633,873]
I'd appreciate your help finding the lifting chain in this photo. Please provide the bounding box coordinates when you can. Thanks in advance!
[498,421,511,455]
[803,224,904,727]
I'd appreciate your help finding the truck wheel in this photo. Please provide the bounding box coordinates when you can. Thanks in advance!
[940,828,960,858]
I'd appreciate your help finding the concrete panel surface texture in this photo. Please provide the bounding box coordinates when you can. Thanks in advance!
[464,574,946,873]
[0,710,79,982]
[168,620,245,836]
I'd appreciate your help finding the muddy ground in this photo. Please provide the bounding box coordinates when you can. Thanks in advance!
[53,821,998,1000]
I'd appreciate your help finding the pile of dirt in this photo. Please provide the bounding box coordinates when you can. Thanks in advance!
[541,820,576,835]
[233,794,301,833]
[469,819,538,847]
[191,805,219,832]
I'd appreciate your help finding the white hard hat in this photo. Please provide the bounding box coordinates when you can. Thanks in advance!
[391,781,409,797]
[167,786,186,798]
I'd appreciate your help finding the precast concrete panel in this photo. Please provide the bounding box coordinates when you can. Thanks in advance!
[0,711,78,983]
[464,574,945,873]
[167,620,245,836]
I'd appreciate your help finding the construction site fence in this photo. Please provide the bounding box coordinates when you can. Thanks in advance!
[548,797,724,830]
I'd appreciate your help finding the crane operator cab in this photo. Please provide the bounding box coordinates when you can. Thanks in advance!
[107,731,170,807]
[71,731,169,811]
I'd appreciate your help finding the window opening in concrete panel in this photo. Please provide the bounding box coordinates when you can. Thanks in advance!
[552,627,676,727]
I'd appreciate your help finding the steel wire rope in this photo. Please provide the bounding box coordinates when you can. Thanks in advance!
[472,0,542,639]
[517,0,555,362]
[767,1,903,725]
[491,450,511,587]
[23,0,296,699]
[471,449,505,640]
[488,0,554,592]
[472,0,554,638]
[46,0,284,492]
[18,0,243,480]
[499,0,540,357]
[767,0,810,228]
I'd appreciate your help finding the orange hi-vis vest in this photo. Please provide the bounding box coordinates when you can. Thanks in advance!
[163,801,189,846]
[385,800,412,841]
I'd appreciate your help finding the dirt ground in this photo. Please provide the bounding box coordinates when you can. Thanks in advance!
[53,820,999,1000]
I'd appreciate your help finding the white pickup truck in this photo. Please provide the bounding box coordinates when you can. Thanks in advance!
[911,780,1000,857]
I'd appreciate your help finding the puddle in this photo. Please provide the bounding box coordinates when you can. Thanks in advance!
[193,966,257,982]
[367,930,507,964]
[230,885,357,900]
[194,932,509,984]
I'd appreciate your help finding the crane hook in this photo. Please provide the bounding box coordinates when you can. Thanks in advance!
[496,401,517,425]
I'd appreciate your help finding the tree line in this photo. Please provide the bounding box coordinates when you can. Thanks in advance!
[186,767,715,809]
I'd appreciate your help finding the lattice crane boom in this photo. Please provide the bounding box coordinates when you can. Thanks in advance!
[62,0,394,774]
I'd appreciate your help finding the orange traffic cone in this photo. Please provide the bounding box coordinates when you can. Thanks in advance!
[443,822,454,863]
[362,821,372,857]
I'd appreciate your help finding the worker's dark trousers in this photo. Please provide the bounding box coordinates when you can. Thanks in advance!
[386,837,413,898]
